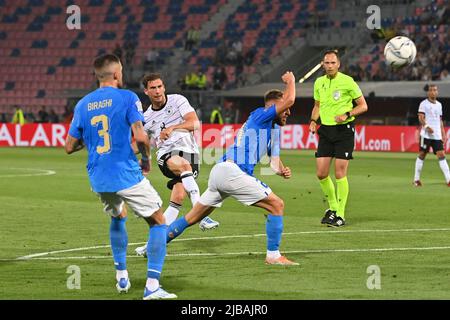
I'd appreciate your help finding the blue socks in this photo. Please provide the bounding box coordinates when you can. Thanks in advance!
[147,224,168,280]
[266,214,283,251]
[110,217,128,271]
[166,216,190,243]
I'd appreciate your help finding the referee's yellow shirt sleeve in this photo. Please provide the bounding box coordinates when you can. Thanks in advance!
[313,79,320,101]
[349,79,363,99]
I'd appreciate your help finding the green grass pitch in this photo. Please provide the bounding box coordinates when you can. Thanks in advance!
[1,147,449,299]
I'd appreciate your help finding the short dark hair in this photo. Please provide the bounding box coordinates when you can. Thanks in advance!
[93,53,121,80]
[93,53,120,71]
[323,49,340,60]
[264,89,283,103]
[142,73,164,88]
[424,83,437,91]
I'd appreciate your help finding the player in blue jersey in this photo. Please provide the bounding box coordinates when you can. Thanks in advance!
[64,54,176,300]
[165,71,298,266]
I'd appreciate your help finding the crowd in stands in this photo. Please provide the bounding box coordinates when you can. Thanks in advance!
[1,105,73,124]
[346,1,450,81]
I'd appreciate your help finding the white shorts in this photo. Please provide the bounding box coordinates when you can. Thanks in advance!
[96,178,162,218]
[199,161,272,207]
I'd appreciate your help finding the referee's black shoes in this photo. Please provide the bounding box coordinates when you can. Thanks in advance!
[328,216,346,228]
[321,209,336,225]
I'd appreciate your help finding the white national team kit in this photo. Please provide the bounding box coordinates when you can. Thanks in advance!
[418,98,443,141]
[143,94,199,160]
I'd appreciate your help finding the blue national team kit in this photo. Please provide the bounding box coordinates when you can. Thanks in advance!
[69,86,144,192]
[222,104,280,175]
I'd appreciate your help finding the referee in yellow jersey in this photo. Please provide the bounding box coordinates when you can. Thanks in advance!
[309,50,368,227]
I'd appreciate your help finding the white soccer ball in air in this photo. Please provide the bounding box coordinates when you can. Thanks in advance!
[384,36,417,68]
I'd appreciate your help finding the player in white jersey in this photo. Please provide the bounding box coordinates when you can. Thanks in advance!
[413,84,450,187]
[135,73,219,256]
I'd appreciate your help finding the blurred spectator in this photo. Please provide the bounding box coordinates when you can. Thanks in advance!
[25,111,36,123]
[11,106,25,125]
[185,70,199,90]
[213,66,227,90]
[185,26,199,51]
[49,109,59,123]
[38,106,49,123]
[210,107,223,124]
[215,40,227,65]
[244,47,257,66]
[196,69,207,90]
[1,112,7,123]
[440,69,450,81]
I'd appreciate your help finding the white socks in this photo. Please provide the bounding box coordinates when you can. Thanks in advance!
[439,158,450,183]
[266,250,281,259]
[163,201,181,225]
[146,278,159,291]
[414,157,424,181]
[180,171,200,205]
[414,157,450,183]
[116,270,128,281]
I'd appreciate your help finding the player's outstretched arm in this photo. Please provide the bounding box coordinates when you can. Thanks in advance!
[275,71,296,115]
[64,134,84,154]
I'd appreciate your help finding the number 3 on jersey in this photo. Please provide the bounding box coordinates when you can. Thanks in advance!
[91,115,111,154]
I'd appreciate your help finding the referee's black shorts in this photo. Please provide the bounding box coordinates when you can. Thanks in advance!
[315,122,355,160]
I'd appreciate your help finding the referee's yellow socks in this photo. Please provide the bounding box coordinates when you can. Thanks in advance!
[319,176,338,212]
[336,176,349,219]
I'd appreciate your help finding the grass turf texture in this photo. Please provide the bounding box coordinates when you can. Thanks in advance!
[0,148,449,299]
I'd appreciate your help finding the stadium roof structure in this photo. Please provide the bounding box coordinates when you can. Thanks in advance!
[219,81,450,98]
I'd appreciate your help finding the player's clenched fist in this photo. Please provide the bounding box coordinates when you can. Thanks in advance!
[282,71,295,83]
[280,167,291,179]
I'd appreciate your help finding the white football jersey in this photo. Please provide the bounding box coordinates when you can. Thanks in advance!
[144,94,199,159]
[418,98,443,140]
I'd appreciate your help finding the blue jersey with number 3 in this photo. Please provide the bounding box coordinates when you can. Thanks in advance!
[68,86,144,192]
[222,104,279,176]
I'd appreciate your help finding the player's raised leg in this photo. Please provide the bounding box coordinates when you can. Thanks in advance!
[166,202,216,242]
[167,155,220,231]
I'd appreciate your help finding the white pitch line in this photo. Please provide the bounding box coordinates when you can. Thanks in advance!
[13,227,450,261]
[0,168,56,178]
[4,245,450,262]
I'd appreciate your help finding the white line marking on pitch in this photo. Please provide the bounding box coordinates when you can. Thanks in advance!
[4,245,450,261]
[12,227,450,261]
[0,168,56,178]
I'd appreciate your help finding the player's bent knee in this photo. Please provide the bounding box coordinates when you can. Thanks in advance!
[270,197,284,214]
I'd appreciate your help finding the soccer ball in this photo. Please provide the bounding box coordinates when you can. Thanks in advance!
[383,36,417,68]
